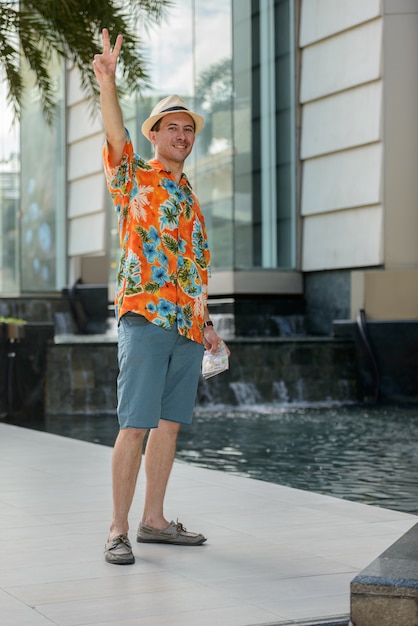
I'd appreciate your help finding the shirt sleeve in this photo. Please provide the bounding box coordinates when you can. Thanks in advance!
[103,129,135,203]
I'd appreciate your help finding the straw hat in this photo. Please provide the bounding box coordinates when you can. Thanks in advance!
[141,94,205,139]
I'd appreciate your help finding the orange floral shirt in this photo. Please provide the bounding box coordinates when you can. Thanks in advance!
[104,131,211,345]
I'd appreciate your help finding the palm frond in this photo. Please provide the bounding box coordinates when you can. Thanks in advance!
[0,0,171,123]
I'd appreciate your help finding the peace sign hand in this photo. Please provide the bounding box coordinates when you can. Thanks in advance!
[93,28,123,86]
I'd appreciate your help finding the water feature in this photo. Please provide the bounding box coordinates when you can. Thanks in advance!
[179,404,418,515]
[5,402,418,516]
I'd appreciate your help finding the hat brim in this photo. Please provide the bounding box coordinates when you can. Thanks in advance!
[141,109,205,140]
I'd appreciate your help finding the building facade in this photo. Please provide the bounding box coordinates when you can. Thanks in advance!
[0,0,417,335]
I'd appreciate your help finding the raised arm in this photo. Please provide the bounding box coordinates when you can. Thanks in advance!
[93,28,126,167]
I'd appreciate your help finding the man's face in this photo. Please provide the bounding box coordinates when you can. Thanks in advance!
[149,112,195,166]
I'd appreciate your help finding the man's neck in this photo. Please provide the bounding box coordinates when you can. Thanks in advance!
[156,156,184,183]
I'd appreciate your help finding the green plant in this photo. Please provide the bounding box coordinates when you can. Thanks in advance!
[0,317,27,325]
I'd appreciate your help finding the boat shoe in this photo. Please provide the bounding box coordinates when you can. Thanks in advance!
[137,520,207,545]
[104,533,135,564]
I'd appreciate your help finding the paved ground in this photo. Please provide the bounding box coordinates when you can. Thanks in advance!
[0,422,416,626]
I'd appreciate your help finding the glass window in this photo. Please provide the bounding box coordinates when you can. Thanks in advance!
[0,76,20,293]
[233,0,254,268]
[275,0,297,268]
[234,0,296,270]
[194,0,233,270]
[20,55,65,291]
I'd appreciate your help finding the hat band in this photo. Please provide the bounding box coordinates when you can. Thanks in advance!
[160,105,189,113]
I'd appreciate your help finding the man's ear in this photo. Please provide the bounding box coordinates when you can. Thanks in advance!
[148,131,156,146]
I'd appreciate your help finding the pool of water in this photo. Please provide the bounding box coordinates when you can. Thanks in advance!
[181,404,418,515]
[5,403,418,515]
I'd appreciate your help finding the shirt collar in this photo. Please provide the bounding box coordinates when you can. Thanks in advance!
[148,159,192,189]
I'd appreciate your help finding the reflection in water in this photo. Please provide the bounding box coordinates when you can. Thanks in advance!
[178,404,418,515]
[6,404,418,515]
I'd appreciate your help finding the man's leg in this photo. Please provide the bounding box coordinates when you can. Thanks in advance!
[142,418,180,529]
[137,333,206,545]
[110,426,147,538]
[138,418,206,545]
[140,332,203,529]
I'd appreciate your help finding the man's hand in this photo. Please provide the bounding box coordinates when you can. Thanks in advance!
[92,27,126,167]
[93,28,123,86]
[204,326,230,356]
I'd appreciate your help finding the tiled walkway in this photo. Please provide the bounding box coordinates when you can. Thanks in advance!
[0,422,416,626]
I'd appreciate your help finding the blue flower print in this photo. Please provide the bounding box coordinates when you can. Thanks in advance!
[158,249,169,268]
[160,178,187,204]
[151,265,170,286]
[176,305,185,328]
[148,226,161,245]
[156,298,176,318]
[160,178,178,195]
[177,256,185,269]
[143,241,158,262]
[146,302,157,314]
[178,237,186,253]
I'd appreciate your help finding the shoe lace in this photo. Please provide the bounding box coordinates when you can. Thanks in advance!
[175,519,186,532]
[111,533,130,547]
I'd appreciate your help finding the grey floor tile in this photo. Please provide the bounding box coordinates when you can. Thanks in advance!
[0,589,54,626]
[0,422,416,626]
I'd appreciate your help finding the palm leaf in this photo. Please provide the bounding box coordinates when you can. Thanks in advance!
[0,0,171,123]
[161,233,178,254]
[134,225,150,242]
[144,281,160,293]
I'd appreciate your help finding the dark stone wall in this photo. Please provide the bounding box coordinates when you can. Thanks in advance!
[198,338,359,407]
[304,270,351,335]
[0,295,69,324]
[0,323,54,419]
[45,343,118,416]
[44,337,360,416]
[334,320,418,403]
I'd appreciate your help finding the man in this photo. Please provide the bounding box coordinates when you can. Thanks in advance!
[93,29,227,565]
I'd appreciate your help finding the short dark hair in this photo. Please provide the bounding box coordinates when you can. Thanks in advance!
[150,116,196,133]
[150,118,162,132]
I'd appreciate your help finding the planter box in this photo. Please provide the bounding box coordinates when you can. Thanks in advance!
[0,322,54,419]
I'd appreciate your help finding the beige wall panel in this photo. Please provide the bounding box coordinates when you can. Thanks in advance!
[68,101,102,144]
[351,269,418,319]
[301,82,382,160]
[302,206,383,271]
[350,270,366,315]
[208,271,234,295]
[384,0,418,14]
[301,144,382,216]
[68,212,106,257]
[300,0,381,47]
[209,270,303,296]
[300,19,382,103]
[67,66,87,107]
[68,135,104,182]
[68,174,106,219]
[383,12,418,268]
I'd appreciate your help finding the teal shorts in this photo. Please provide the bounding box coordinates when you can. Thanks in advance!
[117,313,204,429]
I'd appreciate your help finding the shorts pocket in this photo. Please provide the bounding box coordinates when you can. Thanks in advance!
[122,312,149,327]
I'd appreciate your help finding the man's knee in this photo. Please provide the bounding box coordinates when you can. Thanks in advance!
[159,419,181,436]
[119,426,148,443]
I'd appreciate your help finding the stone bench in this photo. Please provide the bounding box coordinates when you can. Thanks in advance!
[350,522,418,626]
